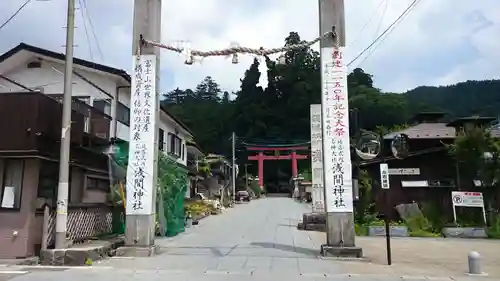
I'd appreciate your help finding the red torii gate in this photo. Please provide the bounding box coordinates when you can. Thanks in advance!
[247,146,309,189]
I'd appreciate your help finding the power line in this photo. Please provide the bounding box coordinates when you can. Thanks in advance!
[0,0,32,31]
[347,0,422,67]
[80,0,104,61]
[77,0,93,60]
[354,0,421,68]
[349,0,386,47]
[374,0,388,41]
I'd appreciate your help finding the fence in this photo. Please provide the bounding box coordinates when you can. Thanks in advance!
[39,203,120,248]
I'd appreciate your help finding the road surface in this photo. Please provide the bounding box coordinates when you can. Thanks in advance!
[2,198,498,280]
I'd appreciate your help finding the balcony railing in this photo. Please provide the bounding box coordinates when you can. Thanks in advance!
[0,92,110,150]
[51,94,111,139]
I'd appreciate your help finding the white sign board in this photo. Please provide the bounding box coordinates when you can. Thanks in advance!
[126,55,158,215]
[388,168,420,175]
[451,191,484,207]
[321,46,353,213]
[451,191,486,224]
[310,104,324,212]
[380,163,390,189]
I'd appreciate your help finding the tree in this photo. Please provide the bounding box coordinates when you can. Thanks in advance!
[348,68,373,89]
[160,31,500,176]
[448,126,500,218]
[222,91,230,104]
[195,76,221,102]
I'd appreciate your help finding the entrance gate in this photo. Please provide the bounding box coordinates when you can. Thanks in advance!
[247,146,309,189]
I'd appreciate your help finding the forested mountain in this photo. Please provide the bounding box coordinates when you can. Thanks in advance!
[161,32,500,158]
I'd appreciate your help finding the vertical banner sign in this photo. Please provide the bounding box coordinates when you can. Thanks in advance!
[321,46,353,213]
[310,104,324,212]
[126,55,157,215]
[380,163,390,189]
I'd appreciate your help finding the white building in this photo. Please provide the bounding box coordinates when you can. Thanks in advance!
[0,43,192,165]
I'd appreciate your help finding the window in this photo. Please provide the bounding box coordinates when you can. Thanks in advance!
[116,102,130,125]
[86,175,110,192]
[167,133,182,157]
[1,159,24,209]
[37,161,73,201]
[93,99,111,115]
[37,160,59,199]
[158,128,165,151]
[181,144,185,160]
[95,100,130,125]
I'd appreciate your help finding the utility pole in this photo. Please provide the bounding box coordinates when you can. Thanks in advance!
[319,0,362,257]
[245,164,249,188]
[55,0,76,249]
[231,132,236,202]
[120,0,161,254]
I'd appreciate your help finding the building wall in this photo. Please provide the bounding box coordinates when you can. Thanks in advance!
[0,157,110,259]
[0,158,39,259]
[364,149,456,220]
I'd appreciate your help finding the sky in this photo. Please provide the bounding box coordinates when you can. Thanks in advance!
[1,0,500,94]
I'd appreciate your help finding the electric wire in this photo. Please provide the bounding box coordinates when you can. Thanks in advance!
[77,0,93,60]
[0,0,32,31]
[349,0,386,47]
[347,0,422,67]
[80,0,104,61]
[374,0,389,42]
[353,0,422,68]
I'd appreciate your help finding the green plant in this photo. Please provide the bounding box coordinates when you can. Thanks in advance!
[185,200,214,217]
[409,229,441,237]
[405,215,431,232]
[249,180,261,198]
[355,223,368,236]
[403,212,442,237]
[486,214,500,239]
[420,200,448,232]
[368,218,405,227]
[354,169,375,224]
[157,154,188,237]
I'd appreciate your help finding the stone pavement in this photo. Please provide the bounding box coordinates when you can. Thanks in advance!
[3,198,500,280]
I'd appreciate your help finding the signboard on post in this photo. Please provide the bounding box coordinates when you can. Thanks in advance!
[380,163,390,189]
[388,168,420,175]
[125,55,157,215]
[321,46,353,213]
[310,104,324,212]
[451,191,486,224]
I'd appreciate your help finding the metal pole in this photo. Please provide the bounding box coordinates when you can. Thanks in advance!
[55,0,76,249]
[384,190,392,265]
[245,164,249,188]
[232,132,236,202]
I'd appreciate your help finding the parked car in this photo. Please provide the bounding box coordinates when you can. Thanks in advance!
[235,190,251,202]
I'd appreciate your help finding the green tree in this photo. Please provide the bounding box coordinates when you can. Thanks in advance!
[449,126,500,216]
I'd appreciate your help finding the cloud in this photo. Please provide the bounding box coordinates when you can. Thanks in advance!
[1,0,499,94]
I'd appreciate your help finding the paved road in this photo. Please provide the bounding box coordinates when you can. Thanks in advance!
[3,198,499,280]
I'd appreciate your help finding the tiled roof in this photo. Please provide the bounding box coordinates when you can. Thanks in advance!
[384,123,456,140]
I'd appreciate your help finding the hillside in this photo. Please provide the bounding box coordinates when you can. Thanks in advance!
[162,32,500,157]
[404,80,500,118]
